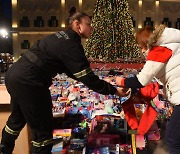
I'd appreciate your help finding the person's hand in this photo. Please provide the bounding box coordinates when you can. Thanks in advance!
[115,87,131,97]
[115,76,125,86]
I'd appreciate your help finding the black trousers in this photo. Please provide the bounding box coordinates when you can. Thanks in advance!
[166,105,180,154]
[1,61,53,154]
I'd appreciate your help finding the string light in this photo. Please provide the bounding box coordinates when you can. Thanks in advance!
[85,0,141,63]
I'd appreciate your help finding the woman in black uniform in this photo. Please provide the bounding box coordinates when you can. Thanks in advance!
[0,12,128,154]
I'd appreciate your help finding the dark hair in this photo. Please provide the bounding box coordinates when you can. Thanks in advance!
[135,26,154,50]
[67,12,89,28]
[69,6,77,16]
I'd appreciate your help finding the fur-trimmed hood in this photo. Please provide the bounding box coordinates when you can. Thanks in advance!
[148,25,180,49]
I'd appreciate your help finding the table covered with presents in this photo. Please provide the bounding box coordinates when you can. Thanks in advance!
[49,69,173,154]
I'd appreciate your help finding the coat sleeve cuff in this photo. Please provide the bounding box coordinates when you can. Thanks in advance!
[121,78,125,87]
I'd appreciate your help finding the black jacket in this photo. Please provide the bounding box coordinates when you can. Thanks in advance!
[11,29,116,95]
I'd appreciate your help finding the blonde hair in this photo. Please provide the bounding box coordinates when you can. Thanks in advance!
[148,24,166,49]
[135,26,154,50]
[136,24,167,50]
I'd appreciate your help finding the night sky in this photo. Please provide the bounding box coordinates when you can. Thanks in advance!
[0,0,12,54]
[0,0,12,20]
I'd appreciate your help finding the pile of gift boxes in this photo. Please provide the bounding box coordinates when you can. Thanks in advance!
[50,69,171,153]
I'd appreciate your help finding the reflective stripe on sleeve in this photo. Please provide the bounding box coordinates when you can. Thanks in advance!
[31,138,53,147]
[73,67,92,78]
[5,125,20,136]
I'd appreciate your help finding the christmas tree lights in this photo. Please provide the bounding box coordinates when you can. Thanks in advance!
[85,0,142,63]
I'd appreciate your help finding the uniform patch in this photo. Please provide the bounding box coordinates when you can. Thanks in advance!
[55,31,70,40]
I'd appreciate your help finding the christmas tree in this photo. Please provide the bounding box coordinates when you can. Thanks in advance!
[85,0,141,63]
